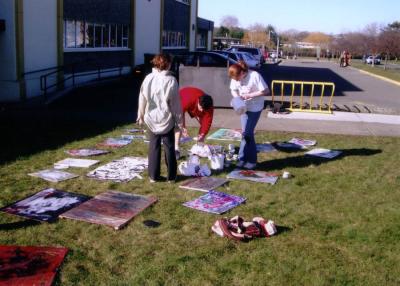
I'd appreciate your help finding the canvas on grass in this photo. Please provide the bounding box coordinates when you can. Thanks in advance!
[64,148,110,157]
[227,170,279,185]
[54,158,99,168]
[121,134,147,140]
[207,129,242,141]
[87,157,148,182]
[98,137,132,148]
[0,188,91,222]
[305,148,342,159]
[0,245,68,286]
[28,169,78,183]
[183,190,246,214]
[288,138,317,148]
[60,191,157,230]
[256,143,276,153]
[273,141,306,150]
[179,177,228,192]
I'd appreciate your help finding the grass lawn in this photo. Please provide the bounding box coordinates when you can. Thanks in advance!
[1,122,400,285]
[350,61,400,83]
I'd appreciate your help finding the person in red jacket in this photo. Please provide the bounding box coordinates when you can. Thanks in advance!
[175,86,214,159]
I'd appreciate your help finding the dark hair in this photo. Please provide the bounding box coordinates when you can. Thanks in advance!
[199,94,213,110]
[151,54,172,71]
[228,60,248,80]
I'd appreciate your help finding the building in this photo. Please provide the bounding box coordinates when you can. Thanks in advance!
[0,0,213,102]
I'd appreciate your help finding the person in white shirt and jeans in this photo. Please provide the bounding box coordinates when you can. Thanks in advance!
[228,61,269,170]
[137,54,183,182]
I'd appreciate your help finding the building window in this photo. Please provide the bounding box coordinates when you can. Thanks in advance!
[64,19,129,49]
[162,30,187,48]
[176,0,190,5]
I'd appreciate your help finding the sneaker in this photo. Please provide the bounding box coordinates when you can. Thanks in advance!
[175,150,181,160]
[236,161,245,168]
[149,178,157,183]
[243,162,256,170]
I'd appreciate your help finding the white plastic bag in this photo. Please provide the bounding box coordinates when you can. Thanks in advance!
[231,97,247,115]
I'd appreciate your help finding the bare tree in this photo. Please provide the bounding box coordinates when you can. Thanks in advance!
[220,15,240,28]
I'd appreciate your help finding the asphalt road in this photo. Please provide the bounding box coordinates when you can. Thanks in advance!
[261,60,400,115]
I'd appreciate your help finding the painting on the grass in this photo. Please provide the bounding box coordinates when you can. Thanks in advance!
[121,134,146,140]
[98,137,132,148]
[273,141,306,150]
[87,157,148,182]
[183,190,246,214]
[54,158,99,168]
[28,169,78,183]
[305,148,342,159]
[65,148,110,157]
[256,143,276,153]
[0,245,68,286]
[288,138,317,148]
[227,170,279,185]
[126,128,145,133]
[179,177,228,192]
[207,129,242,141]
[0,188,91,222]
[60,191,157,230]
[180,136,192,144]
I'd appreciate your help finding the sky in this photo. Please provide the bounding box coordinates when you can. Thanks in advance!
[198,0,400,34]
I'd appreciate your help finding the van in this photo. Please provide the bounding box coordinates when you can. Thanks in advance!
[225,46,264,64]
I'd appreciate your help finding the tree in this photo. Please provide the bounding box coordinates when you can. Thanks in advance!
[215,26,230,38]
[242,23,269,48]
[220,15,239,28]
[378,22,400,68]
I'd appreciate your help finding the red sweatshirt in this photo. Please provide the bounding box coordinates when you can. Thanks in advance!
[179,86,214,138]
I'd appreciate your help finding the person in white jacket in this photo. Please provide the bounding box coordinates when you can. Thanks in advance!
[137,54,183,182]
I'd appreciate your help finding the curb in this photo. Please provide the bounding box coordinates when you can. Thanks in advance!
[355,68,400,87]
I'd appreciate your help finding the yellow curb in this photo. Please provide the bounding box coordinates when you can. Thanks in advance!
[356,69,400,87]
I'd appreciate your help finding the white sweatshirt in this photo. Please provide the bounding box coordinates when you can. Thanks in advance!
[137,68,183,134]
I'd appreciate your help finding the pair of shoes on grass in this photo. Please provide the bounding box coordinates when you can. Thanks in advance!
[149,176,176,183]
[236,161,256,170]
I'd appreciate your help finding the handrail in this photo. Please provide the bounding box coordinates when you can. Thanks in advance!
[40,61,125,98]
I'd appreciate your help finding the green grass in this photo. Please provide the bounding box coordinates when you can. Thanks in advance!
[1,124,400,285]
[351,61,400,83]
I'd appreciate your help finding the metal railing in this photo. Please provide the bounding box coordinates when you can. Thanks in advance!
[271,80,335,114]
[39,62,125,98]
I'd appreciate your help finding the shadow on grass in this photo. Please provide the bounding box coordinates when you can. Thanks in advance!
[0,220,40,231]
[258,148,382,171]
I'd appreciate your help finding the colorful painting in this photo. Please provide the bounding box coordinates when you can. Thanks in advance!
[0,245,68,286]
[288,138,317,148]
[126,128,145,133]
[97,138,132,148]
[179,177,228,192]
[227,170,279,185]
[54,158,99,168]
[0,188,91,222]
[121,134,146,140]
[87,157,148,182]
[207,129,242,141]
[28,169,78,183]
[65,148,110,157]
[60,191,158,230]
[256,143,276,153]
[305,148,342,159]
[183,190,246,214]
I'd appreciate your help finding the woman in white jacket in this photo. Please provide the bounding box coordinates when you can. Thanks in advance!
[137,54,183,182]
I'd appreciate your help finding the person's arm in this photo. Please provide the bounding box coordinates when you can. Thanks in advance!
[197,108,213,142]
[136,82,147,125]
[240,88,269,100]
[166,78,183,130]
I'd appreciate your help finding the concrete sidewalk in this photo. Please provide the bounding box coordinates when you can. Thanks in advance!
[186,109,400,137]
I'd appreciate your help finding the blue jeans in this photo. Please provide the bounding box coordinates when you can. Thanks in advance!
[239,110,262,164]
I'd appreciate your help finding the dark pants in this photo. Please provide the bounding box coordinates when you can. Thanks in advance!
[148,127,177,181]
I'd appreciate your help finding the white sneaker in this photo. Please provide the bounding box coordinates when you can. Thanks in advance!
[243,162,256,170]
[236,161,245,168]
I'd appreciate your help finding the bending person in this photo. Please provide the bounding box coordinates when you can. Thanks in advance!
[175,86,214,159]
[137,54,183,182]
[228,60,269,170]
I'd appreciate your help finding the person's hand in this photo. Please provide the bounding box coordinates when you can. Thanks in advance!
[196,134,205,144]
[181,127,189,137]
[240,94,251,100]
[136,117,144,126]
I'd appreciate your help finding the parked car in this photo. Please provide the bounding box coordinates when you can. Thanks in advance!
[174,51,238,68]
[211,50,260,69]
[225,45,265,64]
[365,55,381,65]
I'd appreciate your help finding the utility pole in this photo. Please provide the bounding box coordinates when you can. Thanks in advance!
[276,37,279,58]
